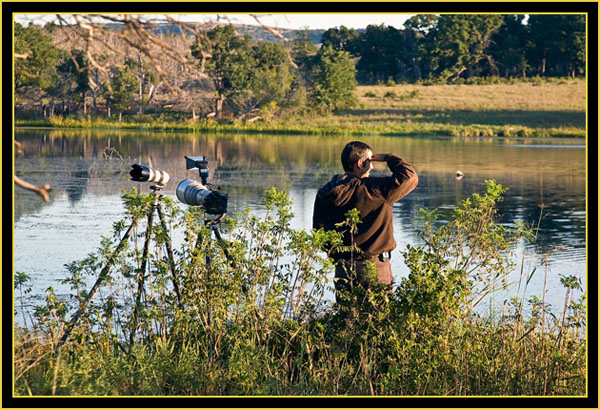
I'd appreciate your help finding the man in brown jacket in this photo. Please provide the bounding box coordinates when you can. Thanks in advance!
[313,141,418,304]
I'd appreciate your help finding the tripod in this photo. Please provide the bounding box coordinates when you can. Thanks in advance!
[57,183,181,350]
[129,184,182,345]
[192,212,233,329]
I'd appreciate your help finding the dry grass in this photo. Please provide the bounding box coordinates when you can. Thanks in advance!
[355,80,585,112]
[305,79,587,137]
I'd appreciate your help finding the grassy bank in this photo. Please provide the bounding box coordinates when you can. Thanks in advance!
[13,183,586,396]
[15,79,586,138]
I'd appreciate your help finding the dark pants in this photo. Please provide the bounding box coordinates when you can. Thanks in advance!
[334,255,393,304]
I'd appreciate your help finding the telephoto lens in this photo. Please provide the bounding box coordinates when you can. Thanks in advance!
[130,164,170,185]
[176,179,228,214]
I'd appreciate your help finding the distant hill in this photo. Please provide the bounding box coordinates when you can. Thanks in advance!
[97,22,328,44]
[233,24,327,44]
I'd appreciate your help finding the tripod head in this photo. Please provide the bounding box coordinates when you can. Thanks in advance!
[149,183,165,193]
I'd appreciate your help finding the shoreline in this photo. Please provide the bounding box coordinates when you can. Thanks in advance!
[13,122,586,140]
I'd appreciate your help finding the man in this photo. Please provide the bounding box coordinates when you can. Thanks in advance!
[312,141,418,303]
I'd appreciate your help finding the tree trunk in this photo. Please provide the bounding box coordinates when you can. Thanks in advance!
[147,84,156,106]
[215,94,225,118]
[119,112,122,123]
[91,69,99,113]
[138,54,144,115]
[541,57,546,75]
[412,57,421,80]
[486,55,499,77]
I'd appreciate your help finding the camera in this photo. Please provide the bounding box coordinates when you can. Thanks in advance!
[176,156,228,215]
[130,164,170,185]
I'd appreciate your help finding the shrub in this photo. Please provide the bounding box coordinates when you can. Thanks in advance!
[13,182,586,396]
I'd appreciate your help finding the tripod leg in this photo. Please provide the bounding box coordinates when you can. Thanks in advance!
[57,214,142,350]
[129,198,156,346]
[156,200,182,306]
[193,221,213,328]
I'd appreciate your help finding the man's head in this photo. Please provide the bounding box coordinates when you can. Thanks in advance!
[341,141,373,178]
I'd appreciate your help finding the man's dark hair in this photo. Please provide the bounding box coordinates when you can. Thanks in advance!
[341,141,372,172]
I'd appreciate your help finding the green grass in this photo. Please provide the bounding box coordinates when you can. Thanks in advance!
[15,78,586,138]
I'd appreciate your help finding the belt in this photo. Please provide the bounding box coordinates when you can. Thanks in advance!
[336,252,391,263]
[377,251,392,262]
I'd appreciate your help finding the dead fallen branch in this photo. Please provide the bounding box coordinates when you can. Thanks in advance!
[14,175,52,203]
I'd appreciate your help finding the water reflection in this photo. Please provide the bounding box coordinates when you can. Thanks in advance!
[13,128,587,310]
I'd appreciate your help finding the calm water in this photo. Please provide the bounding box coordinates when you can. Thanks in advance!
[13,128,587,318]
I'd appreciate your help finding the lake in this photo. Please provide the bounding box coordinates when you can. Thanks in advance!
[13,128,587,320]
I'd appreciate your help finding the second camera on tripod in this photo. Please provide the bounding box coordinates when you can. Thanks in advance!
[176,156,228,215]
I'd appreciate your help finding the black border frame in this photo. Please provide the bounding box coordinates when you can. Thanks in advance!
[4,2,597,408]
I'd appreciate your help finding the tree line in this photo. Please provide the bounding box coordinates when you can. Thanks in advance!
[322,14,585,83]
[14,14,585,121]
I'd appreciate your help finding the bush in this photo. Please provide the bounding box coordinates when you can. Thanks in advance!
[14,182,586,396]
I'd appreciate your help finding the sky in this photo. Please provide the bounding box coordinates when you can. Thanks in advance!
[14,13,415,30]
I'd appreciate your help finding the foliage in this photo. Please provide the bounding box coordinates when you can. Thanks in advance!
[191,25,256,117]
[14,23,60,92]
[425,15,505,80]
[398,180,533,318]
[311,46,358,112]
[320,25,361,55]
[489,15,530,78]
[527,15,586,77]
[354,24,409,84]
[57,50,91,104]
[14,16,586,122]
[102,62,139,120]
[251,42,294,108]
[13,182,586,396]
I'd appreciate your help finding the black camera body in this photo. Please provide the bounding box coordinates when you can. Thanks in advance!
[176,156,228,215]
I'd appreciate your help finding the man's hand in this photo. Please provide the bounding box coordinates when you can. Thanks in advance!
[369,153,388,162]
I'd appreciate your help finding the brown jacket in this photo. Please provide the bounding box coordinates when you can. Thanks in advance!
[312,154,418,260]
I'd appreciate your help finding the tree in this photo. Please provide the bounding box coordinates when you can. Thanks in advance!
[58,50,92,114]
[14,23,60,92]
[103,62,138,121]
[354,24,406,83]
[404,14,440,81]
[191,24,255,117]
[321,26,361,55]
[527,15,586,77]
[311,46,357,113]
[14,22,61,117]
[134,54,160,115]
[558,15,586,77]
[251,41,294,110]
[425,15,504,80]
[489,15,530,78]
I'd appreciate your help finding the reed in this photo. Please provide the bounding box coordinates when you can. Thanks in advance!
[13,182,586,396]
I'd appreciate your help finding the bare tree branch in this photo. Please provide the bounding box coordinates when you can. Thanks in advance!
[249,14,298,69]
[17,14,304,116]
[250,14,290,43]
[15,176,52,203]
